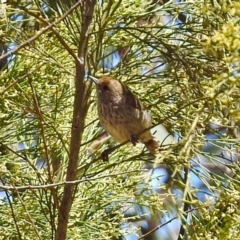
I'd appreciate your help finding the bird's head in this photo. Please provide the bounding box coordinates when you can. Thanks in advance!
[89,76,125,104]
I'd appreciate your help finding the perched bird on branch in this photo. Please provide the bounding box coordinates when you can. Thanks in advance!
[89,76,159,160]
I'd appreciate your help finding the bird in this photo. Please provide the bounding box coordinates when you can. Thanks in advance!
[89,75,159,160]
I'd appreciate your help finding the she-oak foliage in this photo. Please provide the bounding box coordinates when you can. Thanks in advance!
[0,0,239,239]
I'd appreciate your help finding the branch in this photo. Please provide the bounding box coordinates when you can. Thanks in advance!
[1,179,22,240]
[138,208,199,240]
[28,79,59,212]
[55,1,96,239]
[0,63,44,95]
[15,5,79,66]
[0,0,83,63]
[0,170,145,191]
[177,167,190,240]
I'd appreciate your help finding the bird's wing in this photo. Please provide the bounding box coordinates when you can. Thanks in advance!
[121,83,146,111]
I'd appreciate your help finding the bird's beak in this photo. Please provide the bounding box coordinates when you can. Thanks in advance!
[88,75,99,84]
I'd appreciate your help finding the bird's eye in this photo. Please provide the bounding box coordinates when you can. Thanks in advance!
[102,85,109,91]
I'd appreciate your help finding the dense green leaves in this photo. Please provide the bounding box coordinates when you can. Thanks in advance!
[0,0,239,239]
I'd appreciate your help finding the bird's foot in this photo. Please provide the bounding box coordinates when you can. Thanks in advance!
[101,149,110,162]
[101,147,116,162]
[130,134,139,146]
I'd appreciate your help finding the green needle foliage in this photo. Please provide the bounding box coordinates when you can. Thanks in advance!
[0,0,239,239]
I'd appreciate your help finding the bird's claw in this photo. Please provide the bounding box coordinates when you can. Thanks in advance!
[101,149,112,162]
[130,134,139,146]
[100,134,139,161]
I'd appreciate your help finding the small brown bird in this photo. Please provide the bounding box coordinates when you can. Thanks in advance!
[89,76,159,156]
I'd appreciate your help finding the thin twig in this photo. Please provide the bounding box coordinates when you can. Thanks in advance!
[138,207,199,240]
[0,169,146,191]
[13,183,42,239]
[28,80,53,184]
[0,63,44,95]
[177,167,190,240]
[28,79,60,213]
[1,179,22,240]
[0,0,83,63]
[16,6,79,65]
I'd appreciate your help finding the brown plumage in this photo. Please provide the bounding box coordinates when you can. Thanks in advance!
[90,76,159,154]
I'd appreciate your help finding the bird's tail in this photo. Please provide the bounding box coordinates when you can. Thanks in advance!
[144,138,159,153]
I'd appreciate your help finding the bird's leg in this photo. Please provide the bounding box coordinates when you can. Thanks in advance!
[130,134,139,146]
[101,149,112,162]
[101,135,139,162]
[101,136,136,161]
[101,144,120,162]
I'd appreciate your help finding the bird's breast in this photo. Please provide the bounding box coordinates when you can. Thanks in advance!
[98,102,152,143]
[98,103,128,142]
